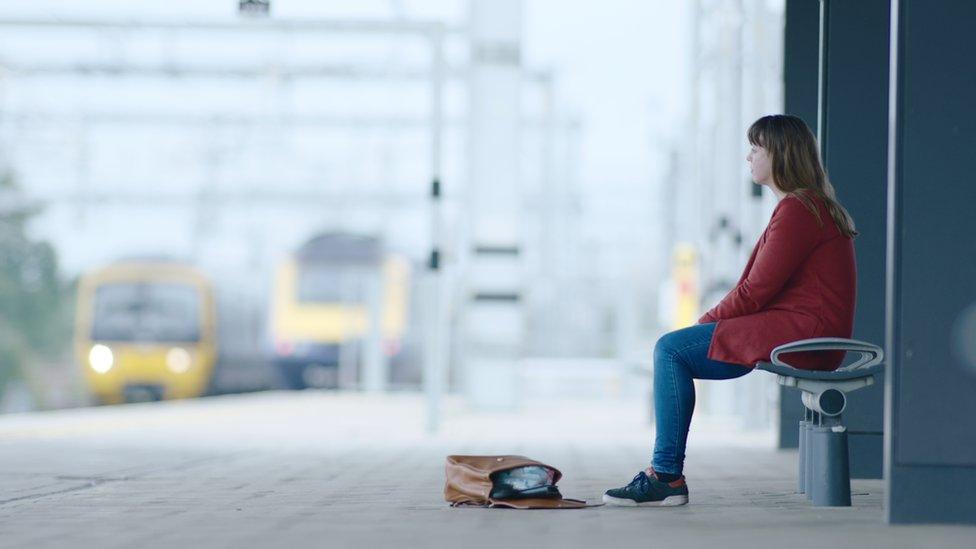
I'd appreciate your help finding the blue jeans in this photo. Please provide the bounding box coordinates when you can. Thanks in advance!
[652,322,752,476]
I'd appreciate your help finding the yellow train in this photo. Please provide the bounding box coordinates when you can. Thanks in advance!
[270,233,410,389]
[74,260,218,404]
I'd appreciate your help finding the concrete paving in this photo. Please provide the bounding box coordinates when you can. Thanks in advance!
[0,392,972,548]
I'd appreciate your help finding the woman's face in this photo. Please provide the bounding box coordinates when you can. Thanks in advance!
[747,144,773,186]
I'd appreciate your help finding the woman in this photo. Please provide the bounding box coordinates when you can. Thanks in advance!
[603,114,858,507]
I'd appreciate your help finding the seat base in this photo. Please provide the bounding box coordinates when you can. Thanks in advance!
[807,422,852,506]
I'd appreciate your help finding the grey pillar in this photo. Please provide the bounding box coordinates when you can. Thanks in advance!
[462,0,524,410]
[780,1,889,481]
[884,0,976,525]
[820,0,890,480]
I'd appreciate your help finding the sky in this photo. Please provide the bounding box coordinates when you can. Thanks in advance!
[0,0,698,302]
[524,0,691,190]
[0,0,692,209]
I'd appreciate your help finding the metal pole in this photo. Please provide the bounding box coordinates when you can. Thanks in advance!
[425,25,447,433]
[338,272,358,390]
[816,0,830,154]
[363,269,387,393]
[0,17,463,36]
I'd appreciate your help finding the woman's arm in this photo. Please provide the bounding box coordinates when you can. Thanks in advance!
[698,197,822,322]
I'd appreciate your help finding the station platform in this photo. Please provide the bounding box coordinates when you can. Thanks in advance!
[0,392,971,548]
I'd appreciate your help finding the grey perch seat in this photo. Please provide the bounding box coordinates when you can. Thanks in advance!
[755,338,885,507]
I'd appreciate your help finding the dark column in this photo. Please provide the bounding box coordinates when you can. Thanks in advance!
[784,0,820,129]
[779,3,889,481]
[778,0,820,450]
[885,0,976,524]
[820,0,890,479]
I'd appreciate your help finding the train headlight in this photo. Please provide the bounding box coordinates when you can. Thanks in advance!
[89,344,114,374]
[166,347,192,374]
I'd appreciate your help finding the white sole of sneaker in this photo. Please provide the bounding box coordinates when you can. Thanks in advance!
[602,494,689,507]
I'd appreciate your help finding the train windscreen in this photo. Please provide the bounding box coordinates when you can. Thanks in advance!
[296,264,365,304]
[90,282,202,342]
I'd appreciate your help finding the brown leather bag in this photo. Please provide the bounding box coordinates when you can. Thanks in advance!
[444,455,598,509]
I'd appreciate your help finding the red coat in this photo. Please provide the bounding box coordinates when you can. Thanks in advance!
[698,194,856,371]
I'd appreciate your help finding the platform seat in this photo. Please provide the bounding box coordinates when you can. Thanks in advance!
[756,338,884,507]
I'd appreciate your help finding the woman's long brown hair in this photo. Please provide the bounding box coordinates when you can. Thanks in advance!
[748,115,858,238]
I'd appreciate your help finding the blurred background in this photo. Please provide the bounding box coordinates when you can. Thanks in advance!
[0,0,784,434]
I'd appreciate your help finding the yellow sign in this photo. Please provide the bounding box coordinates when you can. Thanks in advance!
[672,244,700,329]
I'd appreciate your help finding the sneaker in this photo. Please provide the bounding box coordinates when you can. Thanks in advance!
[602,470,689,507]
